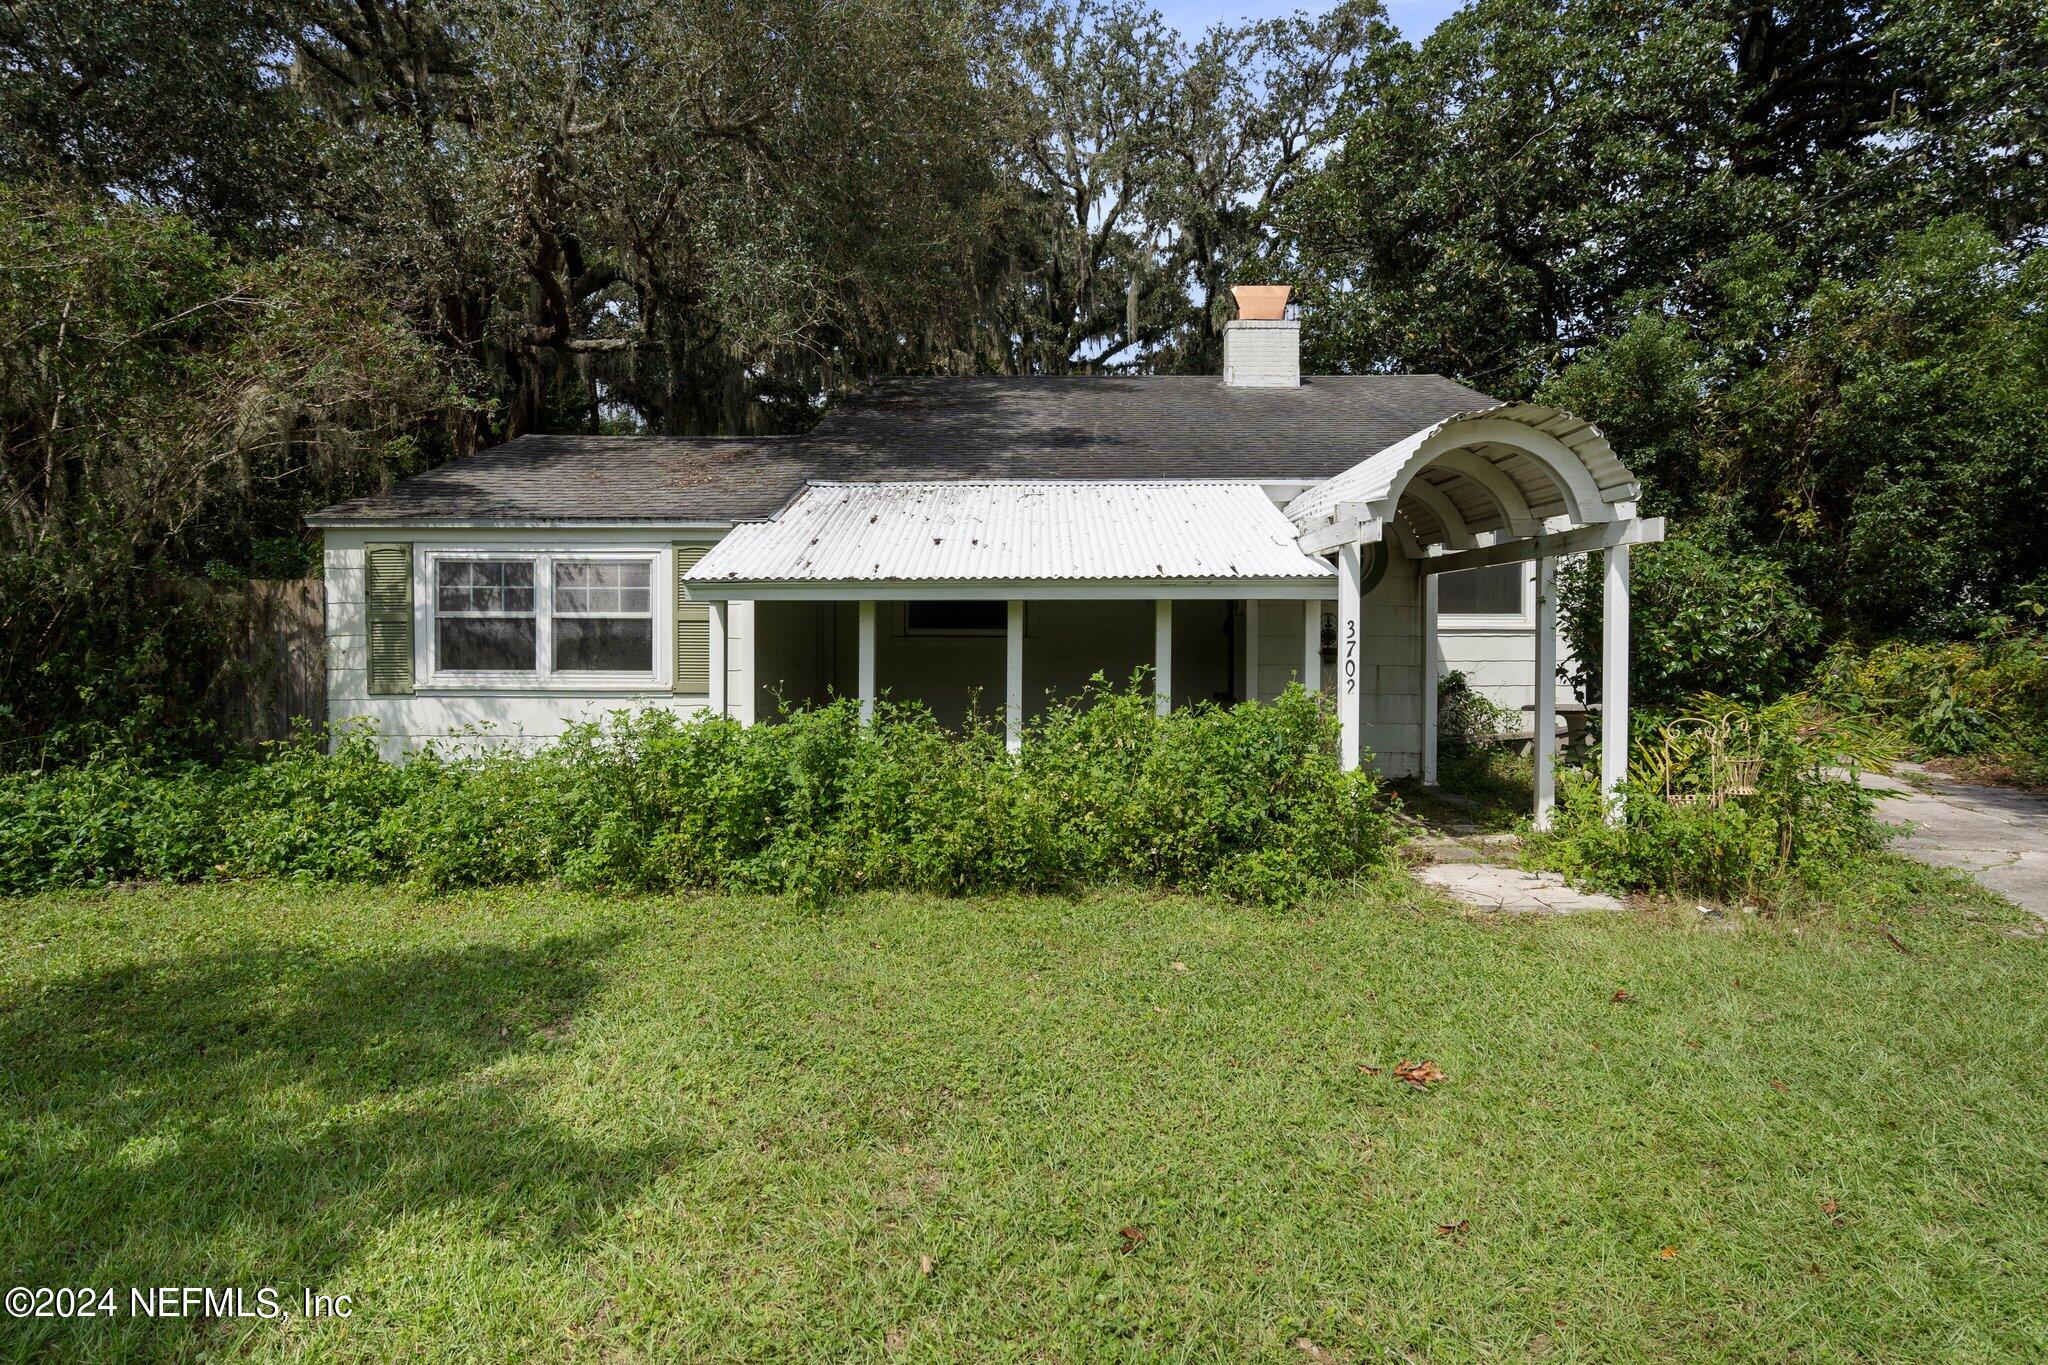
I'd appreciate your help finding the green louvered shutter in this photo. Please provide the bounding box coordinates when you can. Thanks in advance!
[364,542,414,695]
[674,544,710,695]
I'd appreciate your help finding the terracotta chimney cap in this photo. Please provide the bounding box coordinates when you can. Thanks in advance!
[1230,284,1292,321]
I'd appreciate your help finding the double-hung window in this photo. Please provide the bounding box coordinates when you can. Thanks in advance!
[426,550,660,684]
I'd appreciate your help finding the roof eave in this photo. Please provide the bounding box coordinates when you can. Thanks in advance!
[307,515,741,530]
[683,575,1335,602]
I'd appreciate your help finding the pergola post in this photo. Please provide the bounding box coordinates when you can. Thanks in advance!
[1154,599,1173,715]
[1600,545,1631,822]
[729,600,756,726]
[1301,600,1321,694]
[708,600,728,717]
[1336,543,1362,771]
[1005,599,1024,753]
[1420,572,1439,786]
[857,599,877,724]
[1533,557,1557,830]
[1242,599,1260,703]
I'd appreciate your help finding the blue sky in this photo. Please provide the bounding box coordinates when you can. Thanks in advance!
[1151,0,1462,41]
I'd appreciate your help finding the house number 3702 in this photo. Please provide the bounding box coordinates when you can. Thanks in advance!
[1343,619,1357,694]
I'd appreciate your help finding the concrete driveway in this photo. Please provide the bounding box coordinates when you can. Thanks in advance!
[1862,764,2048,917]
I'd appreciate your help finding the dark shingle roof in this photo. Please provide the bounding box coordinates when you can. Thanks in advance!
[309,374,1500,525]
[307,436,818,525]
[803,374,1500,478]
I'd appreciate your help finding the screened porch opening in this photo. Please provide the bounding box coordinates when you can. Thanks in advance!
[748,598,1266,731]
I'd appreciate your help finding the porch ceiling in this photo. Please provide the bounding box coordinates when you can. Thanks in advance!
[685,481,1335,591]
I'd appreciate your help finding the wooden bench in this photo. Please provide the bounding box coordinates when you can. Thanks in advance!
[1476,702,1599,755]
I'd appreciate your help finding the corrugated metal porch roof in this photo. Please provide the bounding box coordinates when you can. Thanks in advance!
[687,481,1334,584]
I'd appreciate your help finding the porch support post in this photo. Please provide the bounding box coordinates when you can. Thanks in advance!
[1421,572,1439,786]
[1600,545,1631,823]
[1302,600,1321,693]
[857,599,877,724]
[1533,557,1557,830]
[1154,599,1173,715]
[708,600,728,717]
[730,600,756,726]
[1336,543,1362,772]
[1242,599,1260,703]
[1005,599,1024,753]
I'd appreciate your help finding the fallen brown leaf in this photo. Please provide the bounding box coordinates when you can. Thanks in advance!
[1118,1226,1146,1252]
[1171,961,1189,972]
[1769,1077,1790,1095]
[1883,929,1910,955]
[1435,1219,1469,1237]
[1357,1064,1382,1076]
[1684,1038,1704,1049]
[1659,1245,1678,1260]
[1394,1059,1446,1090]
[918,1254,934,1277]
[1610,989,1634,1004]
[1294,1337,1341,1364]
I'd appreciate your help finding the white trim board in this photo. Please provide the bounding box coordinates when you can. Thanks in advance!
[1416,518,1666,576]
[682,579,1336,603]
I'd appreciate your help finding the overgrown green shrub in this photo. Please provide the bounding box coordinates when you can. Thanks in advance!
[0,683,1392,907]
[1436,670,1516,761]
[1526,695,1892,906]
[1814,634,2048,786]
[1559,535,1822,708]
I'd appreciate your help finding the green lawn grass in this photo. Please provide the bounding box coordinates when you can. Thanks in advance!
[3,873,2044,1361]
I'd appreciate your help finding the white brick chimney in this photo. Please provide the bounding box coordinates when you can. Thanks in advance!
[1222,285,1298,387]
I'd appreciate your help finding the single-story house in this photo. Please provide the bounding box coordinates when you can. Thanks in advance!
[309,289,1664,825]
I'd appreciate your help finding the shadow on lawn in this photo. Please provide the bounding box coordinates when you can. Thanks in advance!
[0,927,668,1353]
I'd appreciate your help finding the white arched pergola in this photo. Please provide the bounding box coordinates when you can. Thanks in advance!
[1286,404,1666,827]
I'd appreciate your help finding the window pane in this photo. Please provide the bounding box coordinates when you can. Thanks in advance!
[555,617,653,672]
[437,559,535,613]
[435,560,471,611]
[1439,564,1524,615]
[905,600,1006,633]
[438,617,537,671]
[554,560,652,616]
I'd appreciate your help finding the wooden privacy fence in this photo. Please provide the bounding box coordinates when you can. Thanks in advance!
[208,578,326,749]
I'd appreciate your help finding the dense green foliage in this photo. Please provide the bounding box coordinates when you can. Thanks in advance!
[1543,222,2048,643]
[0,190,459,757]
[0,685,1391,906]
[1527,695,1894,905]
[1816,633,2048,787]
[1435,669,1515,760]
[1557,535,1822,708]
[1288,0,2046,656]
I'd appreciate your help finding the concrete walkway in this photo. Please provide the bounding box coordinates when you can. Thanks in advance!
[1415,860,1627,914]
[1862,764,2048,917]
